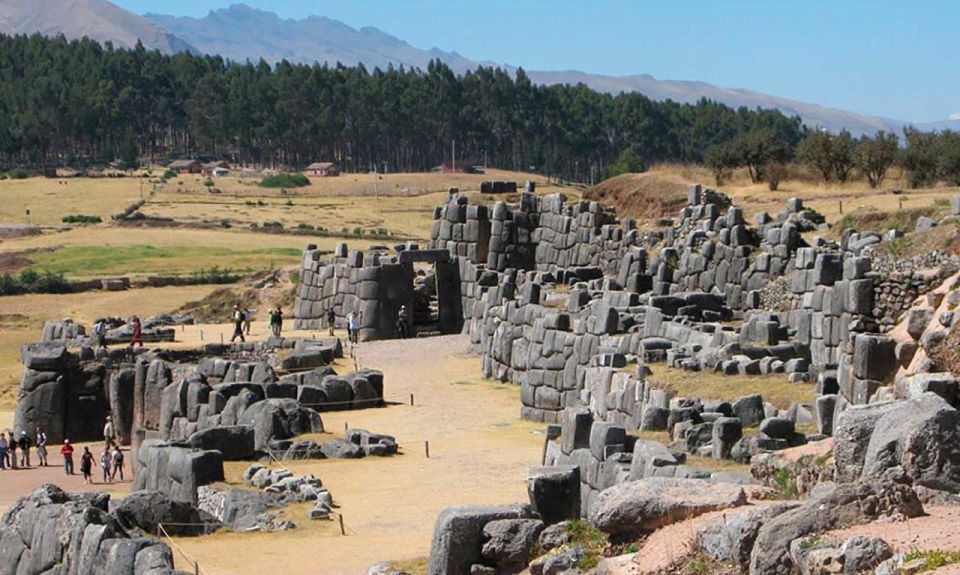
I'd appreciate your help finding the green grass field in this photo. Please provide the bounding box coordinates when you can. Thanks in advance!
[21,245,302,278]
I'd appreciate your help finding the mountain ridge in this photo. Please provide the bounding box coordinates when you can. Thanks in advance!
[1,0,956,137]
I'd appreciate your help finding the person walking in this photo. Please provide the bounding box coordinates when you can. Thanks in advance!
[0,433,7,470]
[326,308,336,336]
[93,318,108,348]
[100,447,112,483]
[129,316,143,347]
[243,307,253,336]
[79,447,93,484]
[61,440,74,475]
[103,416,115,449]
[111,445,124,481]
[35,426,47,466]
[346,311,355,343]
[230,305,246,343]
[396,305,409,339]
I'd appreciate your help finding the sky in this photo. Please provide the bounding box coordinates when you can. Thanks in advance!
[112,0,960,123]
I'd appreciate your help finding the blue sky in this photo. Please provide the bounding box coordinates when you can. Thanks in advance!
[113,0,959,123]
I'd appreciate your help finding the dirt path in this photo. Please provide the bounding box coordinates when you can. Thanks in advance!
[167,334,543,575]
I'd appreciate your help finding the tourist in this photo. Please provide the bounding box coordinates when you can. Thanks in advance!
[111,444,124,481]
[326,308,336,336]
[79,447,93,484]
[0,432,7,470]
[100,447,111,483]
[92,318,108,348]
[346,311,355,342]
[269,306,283,337]
[18,431,31,467]
[103,416,115,448]
[396,305,409,339]
[230,304,245,342]
[35,425,48,466]
[60,440,74,475]
[244,307,253,335]
[349,310,361,343]
[129,316,143,347]
[8,431,16,469]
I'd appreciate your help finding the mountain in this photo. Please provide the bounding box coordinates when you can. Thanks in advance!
[145,3,496,73]
[5,1,956,137]
[0,0,195,54]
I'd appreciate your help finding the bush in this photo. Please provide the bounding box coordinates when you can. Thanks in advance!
[0,273,23,295]
[297,223,315,231]
[262,221,284,229]
[259,173,310,188]
[61,214,103,224]
[18,269,38,286]
[33,271,71,294]
[203,178,214,187]
[7,167,28,179]
[220,219,231,228]
[161,169,176,181]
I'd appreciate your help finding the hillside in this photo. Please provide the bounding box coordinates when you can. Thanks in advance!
[584,172,690,221]
[0,0,194,53]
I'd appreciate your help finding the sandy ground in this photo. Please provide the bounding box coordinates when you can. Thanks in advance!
[162,334,544,575]
[0,334,543,574]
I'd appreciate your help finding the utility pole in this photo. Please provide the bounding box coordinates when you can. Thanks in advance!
[451,139,456,174]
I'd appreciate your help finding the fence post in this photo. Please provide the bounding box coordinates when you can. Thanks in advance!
[410,393,414,406]
[339,514,345,536]
[425,441,430,458]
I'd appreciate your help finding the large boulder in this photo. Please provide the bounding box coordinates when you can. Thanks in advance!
[427,504,532,575]
[237,399,323,451]
[832,400,901,483]
[479,519,545,573]
[527,466,580,524]
[0,484,183,575]
[695,502,798,569]
[860,393,960,491]
[749,480,923,575]
[133,440,225,505]
[184,426,255,460]
[589,477,747,536]
[115,490,221,536]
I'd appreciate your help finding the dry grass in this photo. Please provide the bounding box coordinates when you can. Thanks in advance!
[594,163,960,229]
[645,364,815,409]
[0,176,146,225]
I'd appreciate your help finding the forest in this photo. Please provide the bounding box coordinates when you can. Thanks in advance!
[0,33,805,179]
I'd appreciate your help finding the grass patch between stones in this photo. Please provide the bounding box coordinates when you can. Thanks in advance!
[645,364,815,408]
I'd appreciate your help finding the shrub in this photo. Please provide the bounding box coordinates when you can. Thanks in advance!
[297,223,315,231]
[220,219,231,228]
[61,214,103,224]
[33,271,71,294]
[18,269,38,286]
[259,173,310,188]
[7,167,28,179]
[0,273,23,295]
[202,178,214,187]
[262,221,284,229]
[161,169,176,181]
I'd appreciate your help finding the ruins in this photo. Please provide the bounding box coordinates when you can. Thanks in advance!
[6,182,960,574]
[292,184,960,574]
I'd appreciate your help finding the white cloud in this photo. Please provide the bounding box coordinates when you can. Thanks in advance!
[950,113,960,121]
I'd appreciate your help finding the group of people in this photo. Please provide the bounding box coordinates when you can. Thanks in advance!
[59,416,124,484]
[92,316,144,348]
[0,426,47,470]
[231,305,285,342]
[326,305,410,341]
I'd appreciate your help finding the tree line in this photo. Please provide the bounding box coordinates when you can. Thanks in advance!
[0,33,805,180]
[704,124,960,190]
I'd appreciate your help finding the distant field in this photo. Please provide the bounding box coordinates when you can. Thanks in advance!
[0,227,375,278]
[22,245,302,278]
[0,176,146,224]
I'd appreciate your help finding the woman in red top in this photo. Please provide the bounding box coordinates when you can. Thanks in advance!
[130,317,143,347]
[60,440,74,475]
